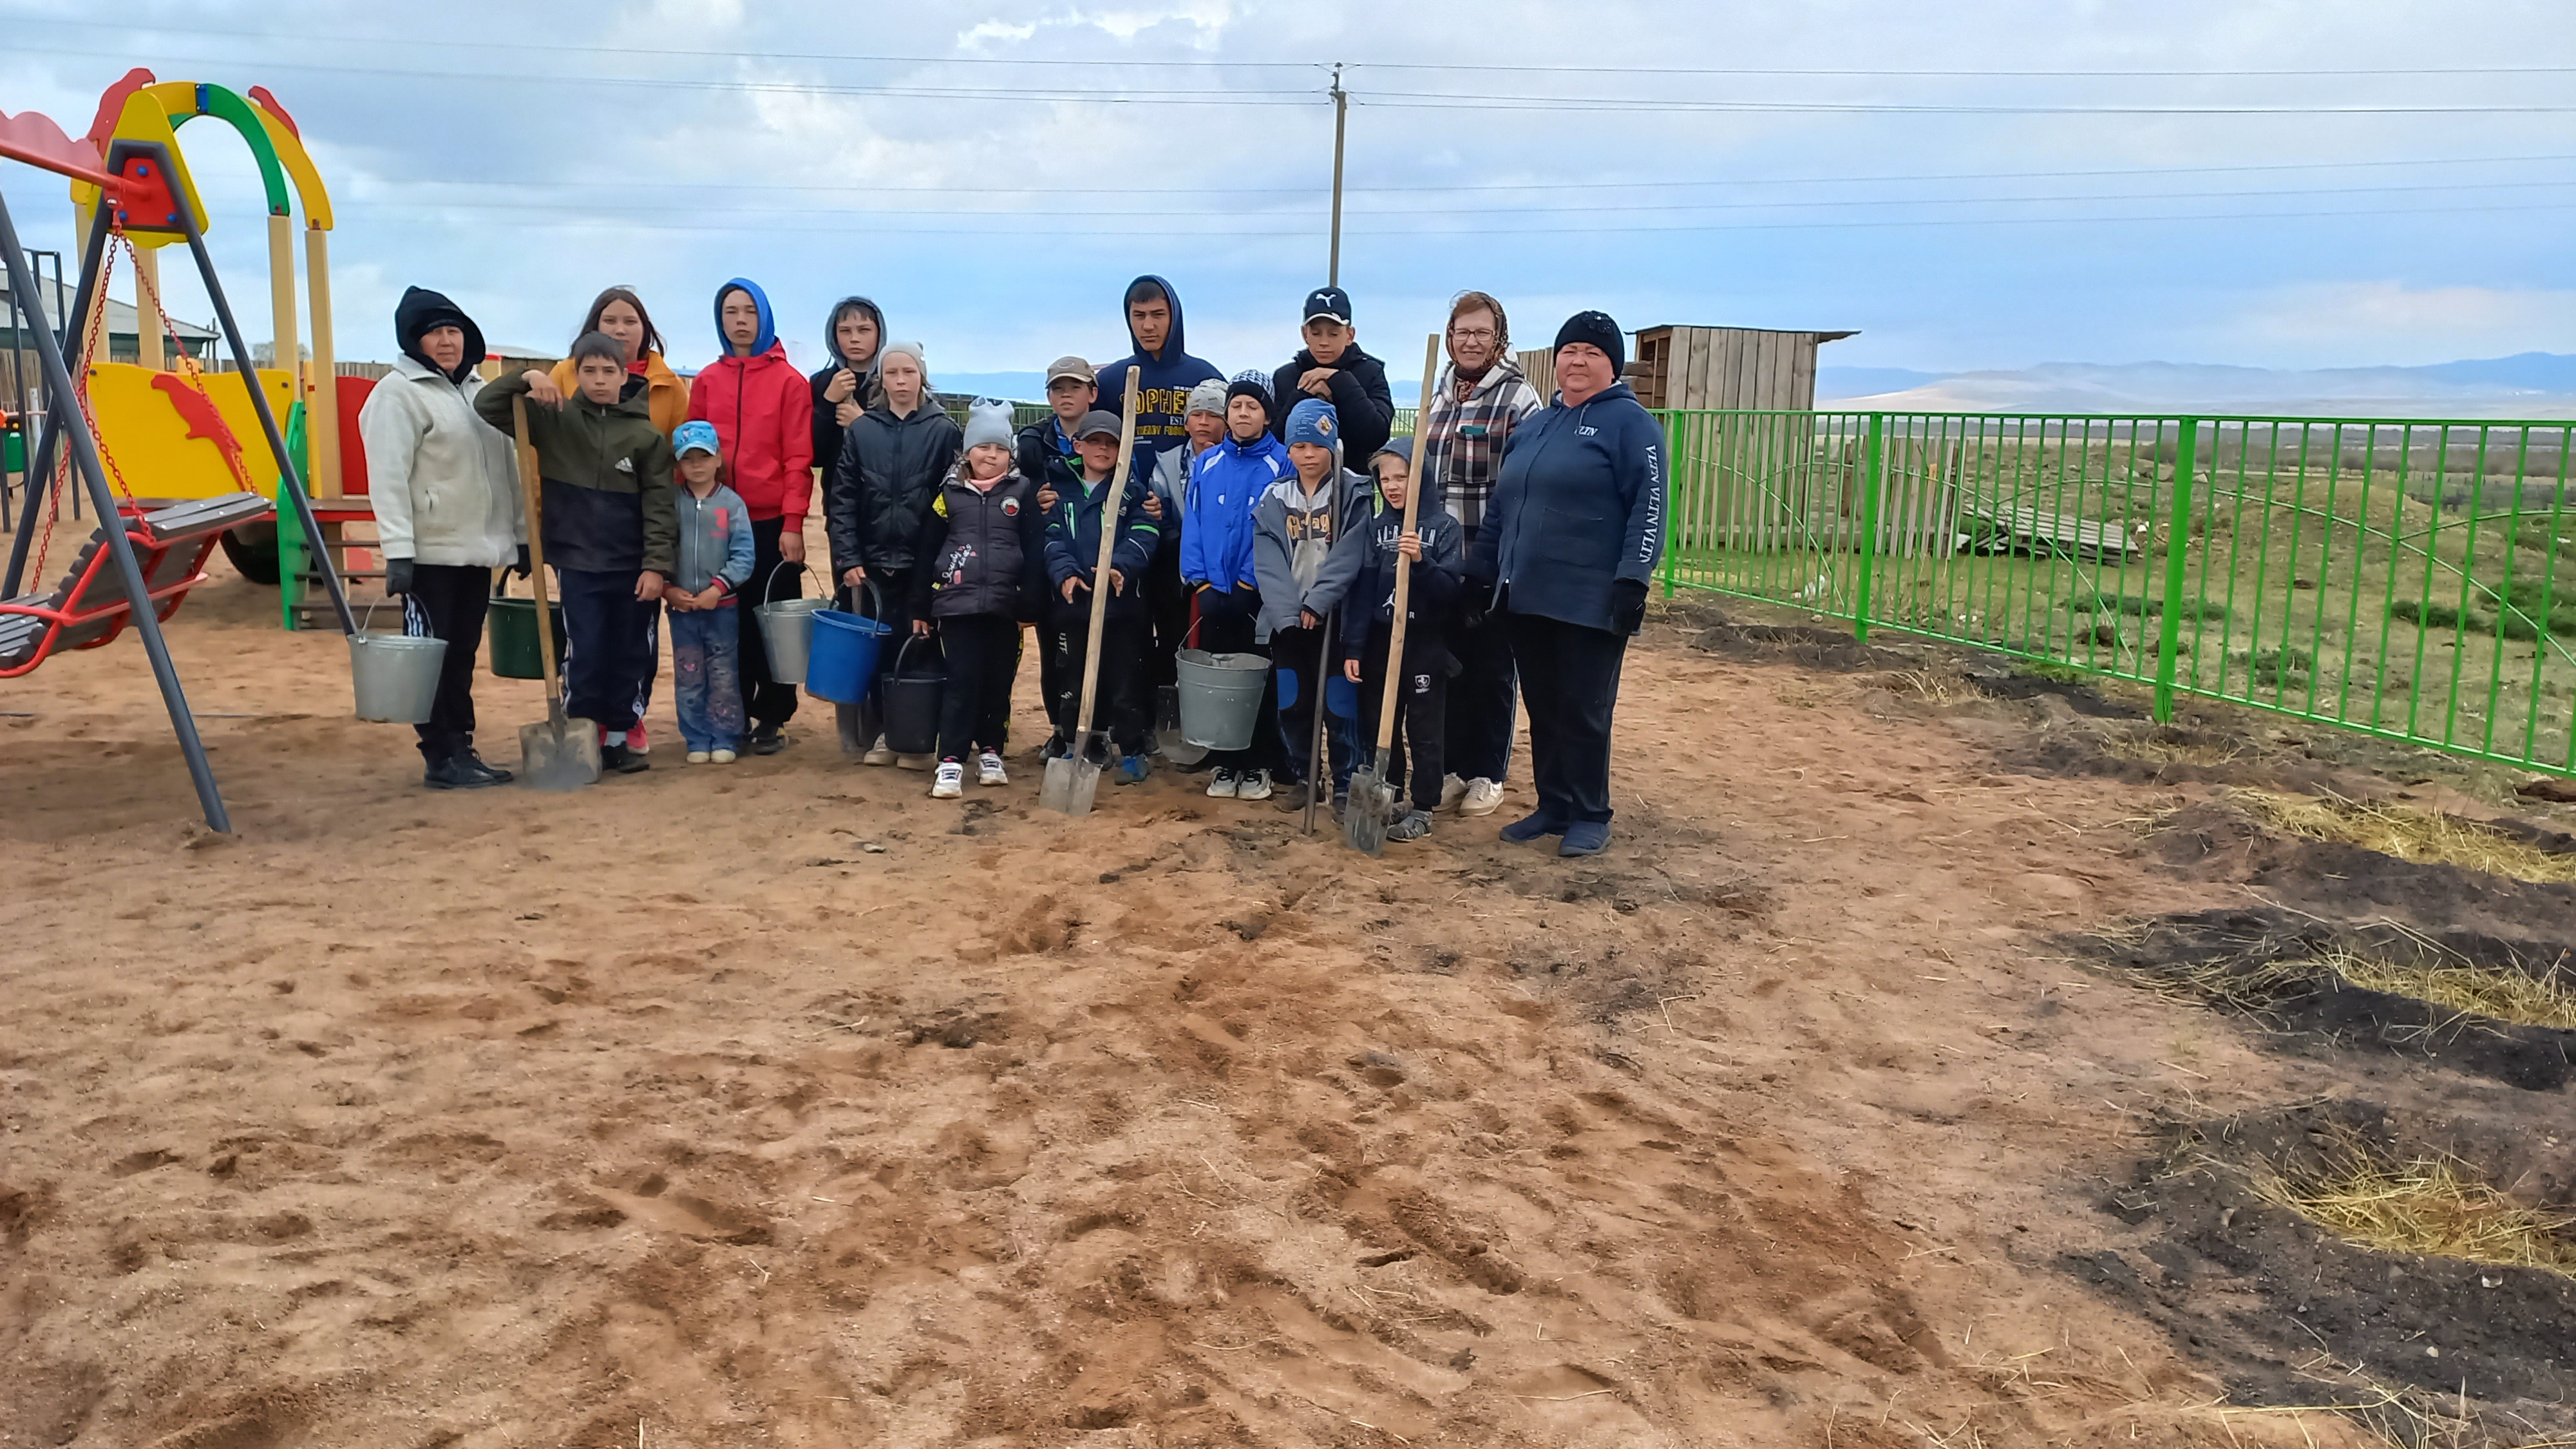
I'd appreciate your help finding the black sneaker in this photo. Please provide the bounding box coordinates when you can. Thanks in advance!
[1387,809,1433,842]
[601,743,650,774]
[748,724,786,756]
[454,751,513,786]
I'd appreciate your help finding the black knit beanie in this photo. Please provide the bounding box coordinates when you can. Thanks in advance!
[1224,368,1274,419]
[1553,310,1625,377]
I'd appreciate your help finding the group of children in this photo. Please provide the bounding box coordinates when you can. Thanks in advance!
[406,277,1463,840]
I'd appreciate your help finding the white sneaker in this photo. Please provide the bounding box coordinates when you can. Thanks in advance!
[1206,768,1239,799]
[1439,773,1468,811]
[710,749,738,764]
[978,750,1008,787]
[1461,777,1506,817]
[931,761,964,799]
[1236,768,1274,802]
[863,738,896,766]
[686,750,711,764]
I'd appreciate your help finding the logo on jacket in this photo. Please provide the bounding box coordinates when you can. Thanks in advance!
[1577,426,1598,437]
[1001,497,1020,516]
[615,457,636,473]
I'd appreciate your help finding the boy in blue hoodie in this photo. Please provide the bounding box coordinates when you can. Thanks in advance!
[1306,437,1462,842]
[1046,410,1162,781]
[1097,276,1222,483]
[663,421,756,762]
[1183,372,1294,799]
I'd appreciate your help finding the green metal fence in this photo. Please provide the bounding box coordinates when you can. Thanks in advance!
[1659,409,2576,776]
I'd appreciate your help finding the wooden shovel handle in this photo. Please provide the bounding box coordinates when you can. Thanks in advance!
[1372,333,1441,756]
[511,395,562,710]
[1071,366,1142,741]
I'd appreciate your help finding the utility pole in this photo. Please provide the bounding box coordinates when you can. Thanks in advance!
[1328,62,1347,287]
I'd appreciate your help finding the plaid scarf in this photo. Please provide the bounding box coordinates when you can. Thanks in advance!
[1421,358,1542,533]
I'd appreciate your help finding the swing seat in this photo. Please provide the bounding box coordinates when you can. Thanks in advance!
[0,491,272,677]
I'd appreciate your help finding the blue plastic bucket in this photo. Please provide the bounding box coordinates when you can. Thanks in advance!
[805,608,892,705]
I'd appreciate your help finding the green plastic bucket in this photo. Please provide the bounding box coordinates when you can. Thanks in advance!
[487,595,567,680]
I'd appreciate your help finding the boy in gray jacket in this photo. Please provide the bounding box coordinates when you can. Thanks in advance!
[1252,398,1372,810]
[665,421,756,762]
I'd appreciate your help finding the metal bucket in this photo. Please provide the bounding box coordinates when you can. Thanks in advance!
[350,630,446,723]
[1175,647,1269,751]
[753,562,823,687]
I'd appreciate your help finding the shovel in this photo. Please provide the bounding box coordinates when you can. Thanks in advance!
[1347,334,1443,854]
[1041,366,1142,815]
[511,395,601,790]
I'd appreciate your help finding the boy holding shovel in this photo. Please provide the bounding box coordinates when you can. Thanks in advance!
[1044,410,1162,781]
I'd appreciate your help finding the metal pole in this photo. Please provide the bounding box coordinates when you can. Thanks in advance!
[0,184,232,831]
[1327,63,1347,287]
[2154,417,2199,724]
[4,210,111,599]
[158,144,355,635]
[1852,413,1886,641]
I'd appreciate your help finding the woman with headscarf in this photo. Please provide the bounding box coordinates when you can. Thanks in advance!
[534,286,686,753]
[1471,310,1665,857]
[359,286,525,790]
[809,296,887,753]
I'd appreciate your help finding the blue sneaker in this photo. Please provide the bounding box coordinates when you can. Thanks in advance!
[1499,810,1565,844]
[1117,753,1152,784]
[1559,821,1611,856]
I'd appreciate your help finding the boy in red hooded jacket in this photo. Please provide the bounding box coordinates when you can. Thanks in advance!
[687,278,814,755]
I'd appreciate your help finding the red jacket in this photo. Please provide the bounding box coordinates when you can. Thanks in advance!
[687,343,815,525]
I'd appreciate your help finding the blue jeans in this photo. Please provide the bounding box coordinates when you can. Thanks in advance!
[670,602,744,753]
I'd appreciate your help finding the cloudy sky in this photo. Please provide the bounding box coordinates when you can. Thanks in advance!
[7,0,2573,386]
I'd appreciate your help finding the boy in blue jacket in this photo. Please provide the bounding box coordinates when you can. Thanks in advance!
[1182,372,1294,799]
[1307,437,1461,840]
[663,421,756,763]
[1046,410,1162,781]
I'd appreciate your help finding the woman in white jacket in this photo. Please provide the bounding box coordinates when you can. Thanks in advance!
[358,287,526,789]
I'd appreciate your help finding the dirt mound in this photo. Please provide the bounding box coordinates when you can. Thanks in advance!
[2148,800,2576,938]
[2079,1099,2576,1442]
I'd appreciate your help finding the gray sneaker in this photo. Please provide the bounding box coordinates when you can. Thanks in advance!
[1387,809,1433,842]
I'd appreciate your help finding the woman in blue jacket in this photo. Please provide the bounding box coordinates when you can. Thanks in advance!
[1471,312,1665,856]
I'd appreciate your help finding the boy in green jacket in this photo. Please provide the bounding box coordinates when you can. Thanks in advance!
[478,330,678,773]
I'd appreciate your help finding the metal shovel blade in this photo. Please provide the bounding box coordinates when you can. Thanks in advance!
[518,713,603,791]
[1344,751,1396,857]
[1039,732,1106,815]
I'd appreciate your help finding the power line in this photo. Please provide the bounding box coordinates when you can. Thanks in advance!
[1359,91,2576,116]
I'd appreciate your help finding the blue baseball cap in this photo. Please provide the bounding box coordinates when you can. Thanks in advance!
[672,420,721,457]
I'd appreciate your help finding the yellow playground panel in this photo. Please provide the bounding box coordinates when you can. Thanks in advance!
[80,361,300,499]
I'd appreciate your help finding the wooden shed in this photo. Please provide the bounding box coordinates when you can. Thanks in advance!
[1629,325,1856,412]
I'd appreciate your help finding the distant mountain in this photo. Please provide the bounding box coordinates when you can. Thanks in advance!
[1818,353,2576,417]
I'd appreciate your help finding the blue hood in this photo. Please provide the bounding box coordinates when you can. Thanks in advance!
[1124,272,1188,361]
[714,277,777,356]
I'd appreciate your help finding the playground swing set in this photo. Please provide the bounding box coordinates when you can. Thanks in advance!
[0,111,355,833]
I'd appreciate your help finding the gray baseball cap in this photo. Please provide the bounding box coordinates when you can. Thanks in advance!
[1046,355,1096,388]
[1074,409,1123,440]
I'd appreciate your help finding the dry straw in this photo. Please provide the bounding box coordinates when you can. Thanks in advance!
[2233,788,2576,886]
[2255,1134,2576,1279]
[2318,947,2576,1031]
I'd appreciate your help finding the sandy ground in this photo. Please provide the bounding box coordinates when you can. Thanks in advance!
[0,523,2475,1448]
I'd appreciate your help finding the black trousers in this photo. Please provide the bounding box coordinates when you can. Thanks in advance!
[399,562,492,764]
[1356,623,1448,811]
[935,612,1019,761]
[846,567,917,746]
[737,516,802,730]
[1444,564,1519,783]
[556,567,655,732]
[1196,610,1284,774]
[1270,622,1350,790]
[1506,611,1627,826]
[1146,542,1191,695]
[1054,611,1150,756]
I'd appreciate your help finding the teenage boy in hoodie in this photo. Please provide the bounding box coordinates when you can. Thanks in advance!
[1306,437,1461,842]
[828,340,962,766]
[1016,355,1095,733]
[1251,397,1369,813]
[363,285,525,790]
[1182,372,1294,799]
[665,421,756,763]
[686,278,813,755]
[1046,410,1161,781]
[810,295,887,469]
[1097,276,1221,483]
[912,401,1045,799]
[1268,286,1394,466]
[480,331,679,775]
[1145,378,1227,749]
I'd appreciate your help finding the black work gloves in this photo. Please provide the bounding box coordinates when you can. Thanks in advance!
[513,545,532,579]
[1609,578,1648,636]
[1458,574,1495,630]
[383,558,415,597]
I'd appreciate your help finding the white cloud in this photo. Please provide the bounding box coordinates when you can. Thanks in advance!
[2224,282,2576,366]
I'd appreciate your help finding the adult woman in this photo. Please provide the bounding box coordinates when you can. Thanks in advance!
[826,341,961,765]
[1472,311,1665,856]
[535,287,686,752]
[359,286,524,790]
[808,296,888,753]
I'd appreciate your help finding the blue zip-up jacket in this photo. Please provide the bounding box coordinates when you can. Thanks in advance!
[1305,474,1462,650]
[670,481,756,598]
[1045,471,1160,623]
[1182,428,1291,599]
[1096,274,1222,482]
[1472,381,1666,634]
